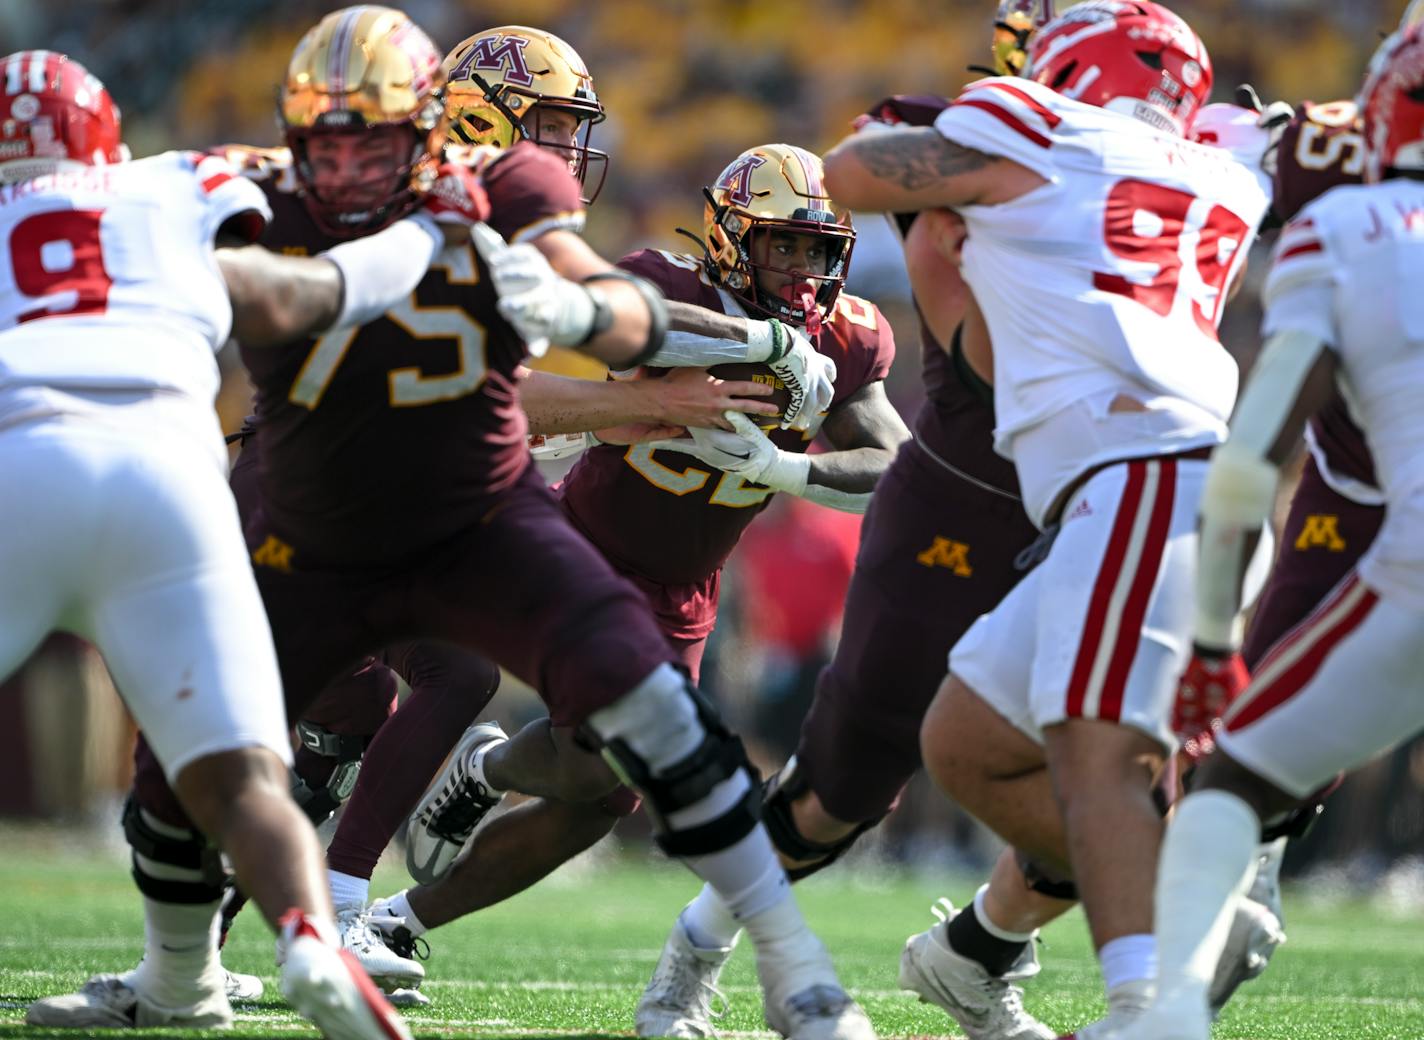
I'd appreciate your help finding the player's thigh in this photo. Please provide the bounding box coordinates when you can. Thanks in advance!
[1021,459,1207,750]
[420,469,674,725]
[1243,457,1384,668]
[801,458,1035,819]
[82,446,291,782]
[1221,578,1424,798]
[301,658,399,735]
[0,423,88,679]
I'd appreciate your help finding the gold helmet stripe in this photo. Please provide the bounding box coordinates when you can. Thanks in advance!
[788,144,826,201]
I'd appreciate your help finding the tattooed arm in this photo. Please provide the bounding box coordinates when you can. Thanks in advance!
[823,125,1044,212]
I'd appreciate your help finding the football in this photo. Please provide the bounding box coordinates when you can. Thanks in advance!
[708,362,792,423]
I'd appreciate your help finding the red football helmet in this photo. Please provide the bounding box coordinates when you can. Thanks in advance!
[0,50,124,181]
[1358,23,1424,183]
[1025,1,1211,136]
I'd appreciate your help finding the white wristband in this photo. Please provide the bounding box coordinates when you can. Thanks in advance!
[744,318,777,362]
[763,450,810,496]
[320,211,444,329]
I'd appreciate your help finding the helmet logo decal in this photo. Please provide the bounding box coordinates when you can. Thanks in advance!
[453,34,535,88]
[716,154,767,208]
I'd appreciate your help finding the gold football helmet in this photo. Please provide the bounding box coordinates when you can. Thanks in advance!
[700,144,854,328]
[280,5,447,236]
[1405,0,1424,29]
[990,0,1055,76]
[443,26,608,202]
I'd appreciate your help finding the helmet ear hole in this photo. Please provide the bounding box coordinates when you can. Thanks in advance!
[1136,50,1163,70]
[1050,59,1077,90]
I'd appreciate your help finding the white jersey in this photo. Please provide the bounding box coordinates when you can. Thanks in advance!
[0,150,270,403]
[1263,178,1424,610]
[934,78,1272,525]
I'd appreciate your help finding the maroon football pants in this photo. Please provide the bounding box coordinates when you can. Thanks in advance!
[797,433,1039,824]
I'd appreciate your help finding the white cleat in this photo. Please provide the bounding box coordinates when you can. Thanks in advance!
[387,987,432,1008]
[1209,894,1286,1015]
[636,913,735,1037]
[224,967,265,1002]
[764,982,876,1040]
[337,903,425,994]
[280,911,413,1040]
[405,721,508,884]
[26,972,233,1029]
[756,931,875,1040]
[1056,981,1152,1039]
[1127,989,1211,1040]
[898,901,1053,1040]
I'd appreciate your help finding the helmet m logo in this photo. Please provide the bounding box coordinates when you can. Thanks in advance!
[452,35,534,88]
[717,154,767,208]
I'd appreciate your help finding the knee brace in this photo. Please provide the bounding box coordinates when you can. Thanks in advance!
[1015,848,1079,902]
[585,667,761,858]
[290,720,367,824]
[123,796,226,904]
[762,757,880,881]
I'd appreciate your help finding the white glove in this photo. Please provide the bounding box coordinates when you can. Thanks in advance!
[470,222,595,356]
[763,321,836,431]
[647,411,809,494]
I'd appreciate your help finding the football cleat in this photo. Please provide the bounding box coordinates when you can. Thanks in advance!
[635,912,735,1037]
[1054,981,1153,1039]
[279,910,413,1040]
[224,966,265,1002]
[755,931,875,1040]
[26,972,232,1029]
[337,903,426,993]
[763,982,876,1040]
[387,987,432,1008]
[1118,988,1210,1040]
[898,900,1053,1040]
[1208,894,1286,1015]
[405,721,508,884]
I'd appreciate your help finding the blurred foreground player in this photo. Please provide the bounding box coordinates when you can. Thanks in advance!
[1145,22,1424,1038]
[0,47,484,1040]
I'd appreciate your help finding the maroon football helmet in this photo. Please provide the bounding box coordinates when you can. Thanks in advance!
[0,51,124,180]
[1025,1,1211,136]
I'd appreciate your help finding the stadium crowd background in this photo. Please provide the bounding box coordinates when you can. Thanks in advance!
[1,0,1420,887]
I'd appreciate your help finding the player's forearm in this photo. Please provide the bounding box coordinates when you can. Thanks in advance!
[219,247,345,348]
[643,304,793,368]
[220,213,444,348]
[521,369,660,435]
[807,447,894,495]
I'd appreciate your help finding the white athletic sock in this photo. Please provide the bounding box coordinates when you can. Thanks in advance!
[468,737,507,795]
[130,897,223,1007]
[327,869,369,910]
[973,884,1036,942]
[382,890,430,938]
[1155,790,1260,1003]
[1100,933,1157,992]
[681,885,743,949]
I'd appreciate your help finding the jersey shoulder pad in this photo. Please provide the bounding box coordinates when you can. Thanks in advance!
[1272,101,1365,223]
[616,249,719,306]
[935,77,1065,174]
[482,141,585,244]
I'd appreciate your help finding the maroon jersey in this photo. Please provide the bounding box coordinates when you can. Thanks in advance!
[1270,101,1378,500]
[232,142,584,566]
[559,249,895,633]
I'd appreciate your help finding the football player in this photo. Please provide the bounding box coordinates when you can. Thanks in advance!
[204,23,783,1004]
[104,7,875,1038]
[0,45,489,1040]
[356,139,908,1005]
[823,3,1274,1037]
[1143,22,1424,1038]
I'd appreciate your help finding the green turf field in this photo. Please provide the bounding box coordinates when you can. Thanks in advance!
[1,838,1421,1039]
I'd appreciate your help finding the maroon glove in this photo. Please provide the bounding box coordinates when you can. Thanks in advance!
[1175,650,1250,761]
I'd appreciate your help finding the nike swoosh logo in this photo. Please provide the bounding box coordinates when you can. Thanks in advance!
[725,450,751,460]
